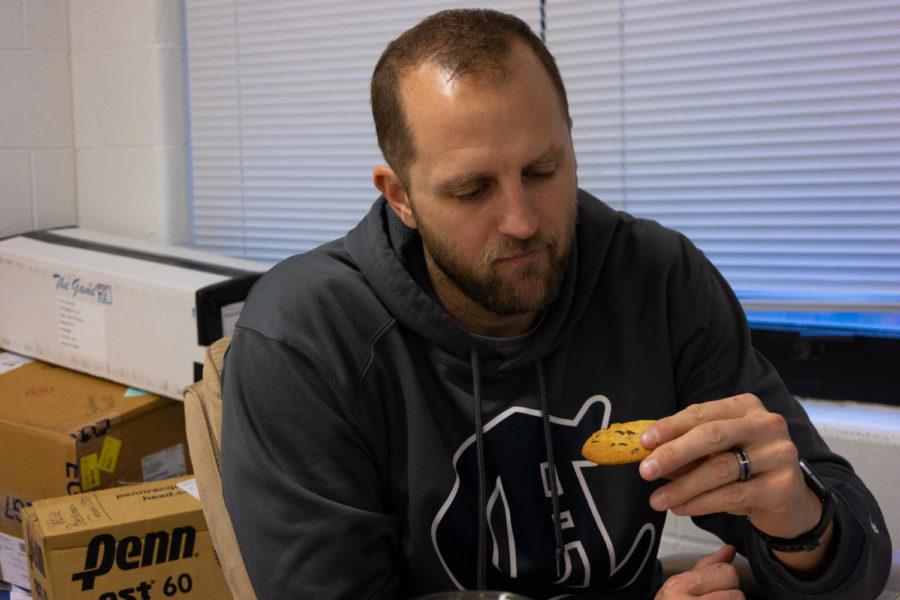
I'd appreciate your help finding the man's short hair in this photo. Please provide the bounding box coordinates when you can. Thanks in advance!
[370,9,570,185]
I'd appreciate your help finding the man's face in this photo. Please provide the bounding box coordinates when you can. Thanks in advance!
[395,42,578,336]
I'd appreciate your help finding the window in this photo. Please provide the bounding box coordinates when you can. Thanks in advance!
[541,0,900,402]
[184,1,541,262]
[184,0,900,402]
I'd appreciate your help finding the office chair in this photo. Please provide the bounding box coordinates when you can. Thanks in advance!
[183,335,258,600]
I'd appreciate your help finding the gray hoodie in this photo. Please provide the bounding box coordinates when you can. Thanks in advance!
[221,189,890,599]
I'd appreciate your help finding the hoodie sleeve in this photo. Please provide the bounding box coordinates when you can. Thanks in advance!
[668,244,892,600]
[220,326,401,600]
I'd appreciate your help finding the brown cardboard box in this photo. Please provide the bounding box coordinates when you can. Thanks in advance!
[0,350,191,587]
[23,476,232,600]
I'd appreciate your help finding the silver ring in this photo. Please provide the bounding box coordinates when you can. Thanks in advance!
[733,449,751,482]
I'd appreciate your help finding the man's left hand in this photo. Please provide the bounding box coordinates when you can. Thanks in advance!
[638,394,834,572]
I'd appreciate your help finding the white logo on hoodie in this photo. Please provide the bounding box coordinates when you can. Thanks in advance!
[432,396,657,595]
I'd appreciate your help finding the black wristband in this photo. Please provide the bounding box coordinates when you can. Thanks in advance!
[751,459,837,553]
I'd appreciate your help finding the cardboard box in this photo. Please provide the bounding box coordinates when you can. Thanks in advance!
[0,227,268,398]
[23,476,232,600]
[0,351,191,588]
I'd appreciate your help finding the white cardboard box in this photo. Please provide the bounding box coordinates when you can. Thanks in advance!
[0,228,269,399]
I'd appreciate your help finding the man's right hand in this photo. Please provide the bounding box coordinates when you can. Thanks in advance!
[655,545,744,600]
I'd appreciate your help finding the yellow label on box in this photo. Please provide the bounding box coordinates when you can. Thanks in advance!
[80,453,100,490]
[98,435,122,473]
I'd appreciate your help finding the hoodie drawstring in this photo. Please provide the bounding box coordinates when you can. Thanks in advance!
[469,350,565,588]
[470,348,488,590]
[537,359,565,579]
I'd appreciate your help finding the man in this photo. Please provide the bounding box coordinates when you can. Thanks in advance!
[221,9,890,599]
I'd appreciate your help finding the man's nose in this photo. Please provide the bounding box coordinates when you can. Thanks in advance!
[496,182,539,239]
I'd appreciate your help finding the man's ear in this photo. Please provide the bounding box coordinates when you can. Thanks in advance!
[373,165,417,229]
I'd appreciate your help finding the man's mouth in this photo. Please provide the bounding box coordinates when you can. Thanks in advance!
[496,248,543,266]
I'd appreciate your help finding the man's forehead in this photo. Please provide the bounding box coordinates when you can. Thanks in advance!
[432,143,566,190]
[400,60,504,114]
[445,143,565,171]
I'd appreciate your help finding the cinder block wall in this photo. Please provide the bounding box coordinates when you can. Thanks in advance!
[1,0,188,245]
[69,0,189,244]
[0,0,75,237]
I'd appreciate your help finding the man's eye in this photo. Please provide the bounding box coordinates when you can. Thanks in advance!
[527,169,555,180]
[456,187,484,202]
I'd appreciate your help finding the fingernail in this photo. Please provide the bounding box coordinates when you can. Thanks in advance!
[650,489,668,511]
[640,457,659,479]
[640,428,659,447]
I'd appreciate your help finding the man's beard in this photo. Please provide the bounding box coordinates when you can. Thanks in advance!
[415,203,576,317]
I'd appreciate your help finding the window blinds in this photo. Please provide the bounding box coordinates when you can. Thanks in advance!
[184,1,540,263]
[185,0,900,312]
[547,0,900,310]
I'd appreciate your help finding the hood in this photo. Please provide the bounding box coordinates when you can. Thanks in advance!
[344,188,618,370]
[345,189,623,589]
